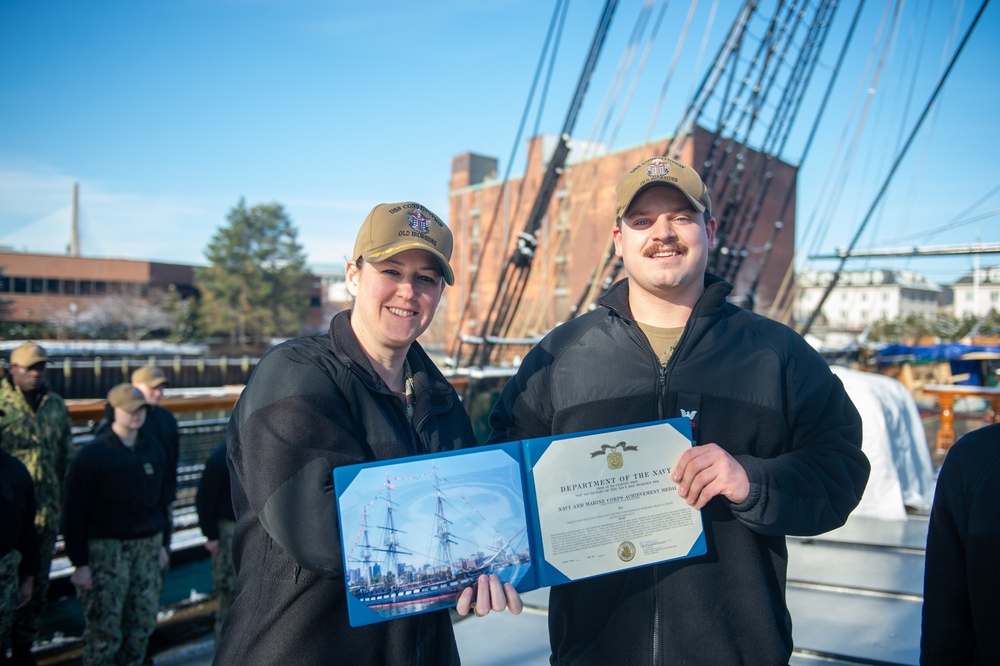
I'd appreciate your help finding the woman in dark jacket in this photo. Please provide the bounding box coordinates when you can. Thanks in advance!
[217,202,520,666]
[63,384,170,666]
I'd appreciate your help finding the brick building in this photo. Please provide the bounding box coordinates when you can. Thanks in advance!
[0,251,198,326]
[0,251,326,335]
[443,126,798,358]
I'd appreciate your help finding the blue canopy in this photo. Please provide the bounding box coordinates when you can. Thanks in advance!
[874,343,1000,386]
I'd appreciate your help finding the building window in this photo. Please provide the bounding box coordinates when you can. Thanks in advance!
[0,276,9,292]
[13,277,27,293]
[46,279,60,294]
[62,279,78,295]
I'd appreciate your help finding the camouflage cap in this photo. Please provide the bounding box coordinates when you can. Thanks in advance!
[10,341,49,367]
[615,157,712,220]
[108,383,148,413]
[132,365,168,387]
[352,202,454,285]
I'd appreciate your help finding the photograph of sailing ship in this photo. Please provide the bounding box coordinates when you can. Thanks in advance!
[337,448,531,622]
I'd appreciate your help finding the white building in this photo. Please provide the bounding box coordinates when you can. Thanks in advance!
[309,263,349,304]
[950,265,1000,318]
[795,268,942,331]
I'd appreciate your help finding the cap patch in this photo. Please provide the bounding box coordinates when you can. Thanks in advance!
[408,211,430,234]
[647,161,669,178]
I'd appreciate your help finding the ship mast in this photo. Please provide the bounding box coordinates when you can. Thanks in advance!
[432,469,459,575]
[359,506,374,589]
[373,478,412,584]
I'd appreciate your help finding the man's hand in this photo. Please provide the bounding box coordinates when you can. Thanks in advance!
[672,443,750,509]
[18,576,34,607]
[204,539,221,556]
[71,565,93,591]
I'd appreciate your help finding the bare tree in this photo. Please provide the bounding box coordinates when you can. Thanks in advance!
[77,293,173,343]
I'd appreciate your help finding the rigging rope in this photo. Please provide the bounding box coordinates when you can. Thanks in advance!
[450,0,570,363]
[764,0,869,320]
[724,0,841,291]
[800,0,992,335]
[468,0,619,368]
[643,0,699,144]
[799,0,902,263]
[522,0,671,337]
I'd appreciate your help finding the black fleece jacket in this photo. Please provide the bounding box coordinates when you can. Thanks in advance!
[488,275,870,666]
[95,401,180,503]
[921,423,1000,665]
[62,427,170,567]
[0,449,39,577]
[195,441,234,541]
[217,310,477,666]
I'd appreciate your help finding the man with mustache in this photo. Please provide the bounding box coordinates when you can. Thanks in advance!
[488,156,870,665]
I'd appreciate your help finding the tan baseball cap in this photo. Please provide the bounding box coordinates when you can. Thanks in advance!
[132,365,168,388]
[10,342,49,367]
[108,383,148,413]
[615,157,712,220]
[352,202,454,285]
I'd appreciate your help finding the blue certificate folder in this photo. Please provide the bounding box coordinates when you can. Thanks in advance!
[333,417,705,627]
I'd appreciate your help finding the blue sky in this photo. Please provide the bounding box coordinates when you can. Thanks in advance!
[1,0,997,285]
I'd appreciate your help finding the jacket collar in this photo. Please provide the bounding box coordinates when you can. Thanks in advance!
[597,273,734,323]
[1,373,49,405]
[327,310,453,402]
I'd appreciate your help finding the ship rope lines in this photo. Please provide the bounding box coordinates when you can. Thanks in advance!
[571,0,841,318]
[457,0,620,370]
[345,467,522,593]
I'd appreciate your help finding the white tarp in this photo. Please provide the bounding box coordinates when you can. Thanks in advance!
[831,366,935,521]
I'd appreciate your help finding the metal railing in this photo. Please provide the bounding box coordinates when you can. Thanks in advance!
[52,394,242,581]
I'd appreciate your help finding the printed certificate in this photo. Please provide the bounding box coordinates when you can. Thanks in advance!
[334,417,705,626]
[532,421,703,581]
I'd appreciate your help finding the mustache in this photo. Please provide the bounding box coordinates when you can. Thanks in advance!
[642,243,686,258]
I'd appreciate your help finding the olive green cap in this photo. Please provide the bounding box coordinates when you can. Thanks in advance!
[615,157,712,220]
[108,383,148,413]
[352,202,454,285]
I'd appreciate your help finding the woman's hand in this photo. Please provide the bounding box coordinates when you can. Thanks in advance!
[455,573,524,617]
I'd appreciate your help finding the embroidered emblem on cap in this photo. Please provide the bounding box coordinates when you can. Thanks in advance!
[647,161,669,177]
[408,212,430,234]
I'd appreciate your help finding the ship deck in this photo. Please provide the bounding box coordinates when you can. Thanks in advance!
[50,512,926,666]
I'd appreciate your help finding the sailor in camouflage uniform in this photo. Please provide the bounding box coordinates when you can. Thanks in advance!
[0,342,73,666]
[194,441,236,646]
[63,384,170,666]
[1,412,40,665]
